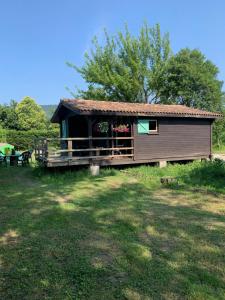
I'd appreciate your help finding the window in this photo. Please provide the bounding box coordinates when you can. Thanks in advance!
[138,119,158,134]
[149,120,157,132]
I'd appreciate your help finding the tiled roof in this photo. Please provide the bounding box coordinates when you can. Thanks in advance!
[56,99,222,119]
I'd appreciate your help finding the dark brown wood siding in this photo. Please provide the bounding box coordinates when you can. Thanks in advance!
[134,117,212,160]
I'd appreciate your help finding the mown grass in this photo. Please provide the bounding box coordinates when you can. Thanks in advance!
[0,161,225,299]
[213,144,225,154]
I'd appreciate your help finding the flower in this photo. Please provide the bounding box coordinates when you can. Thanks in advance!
[113,124,130,133]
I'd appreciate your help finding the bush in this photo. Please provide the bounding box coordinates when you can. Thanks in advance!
[0,129,59,150]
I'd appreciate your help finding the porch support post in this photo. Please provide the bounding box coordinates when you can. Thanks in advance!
[131,119,134,160]
[68,139,72,158]
[88,117,93,157]
[159,160,167,168]
[110,120,114,156]
[45,139,48,159]
[90,164,100,176]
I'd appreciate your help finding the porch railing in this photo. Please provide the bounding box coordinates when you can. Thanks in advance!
[34,137,134,161]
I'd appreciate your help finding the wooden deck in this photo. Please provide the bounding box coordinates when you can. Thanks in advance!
[35,139,209,168]
[37,154,210,168]
[34,137,135,167]
[34,136,210,168]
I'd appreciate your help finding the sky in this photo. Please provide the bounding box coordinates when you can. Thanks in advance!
[0,0,225,105]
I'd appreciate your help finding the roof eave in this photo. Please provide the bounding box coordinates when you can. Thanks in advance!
[75,110,221,119]
[50,101,63,123]
[51,100,81,123]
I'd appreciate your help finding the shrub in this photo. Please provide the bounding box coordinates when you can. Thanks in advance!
[0,129,59,150]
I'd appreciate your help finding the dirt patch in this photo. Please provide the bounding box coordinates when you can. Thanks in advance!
[0,230,19,246]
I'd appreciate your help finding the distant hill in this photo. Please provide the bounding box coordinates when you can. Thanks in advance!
[41,105,57,119]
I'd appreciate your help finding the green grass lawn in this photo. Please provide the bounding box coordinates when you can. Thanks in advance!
[1,161,225,299]
[213,144,225,154]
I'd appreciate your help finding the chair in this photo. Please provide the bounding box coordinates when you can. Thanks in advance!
[10,155,19,166]
[0,151,7,166]
[18,151,30,166]
[28,149,33,161]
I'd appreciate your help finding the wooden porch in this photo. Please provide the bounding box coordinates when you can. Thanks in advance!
[34,114,137,167]
[34,136,135,167]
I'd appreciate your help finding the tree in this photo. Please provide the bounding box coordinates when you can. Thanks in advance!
[16,97,47,130]
[158,48,224,111]
[68,23,171,103]
[73,85,109,101]
[0,100,19,130]
[213,117,225,147]
[213,95,225,147]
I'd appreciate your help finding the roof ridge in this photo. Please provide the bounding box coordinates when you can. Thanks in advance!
[62,98,191,107]
[58,98,222,118]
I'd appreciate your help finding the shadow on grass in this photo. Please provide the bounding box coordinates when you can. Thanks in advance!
[0,165,225,299]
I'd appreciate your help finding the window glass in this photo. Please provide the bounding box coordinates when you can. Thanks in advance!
[149,120,157,132]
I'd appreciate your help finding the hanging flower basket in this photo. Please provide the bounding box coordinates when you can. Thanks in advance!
[93,122,109,134]
[113,124,130,133]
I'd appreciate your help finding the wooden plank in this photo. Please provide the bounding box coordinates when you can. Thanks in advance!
[52,147,134,153]
[64,154,134,160]
[45,155,208,168]
[47,154,134,163]
[45,137,134,141]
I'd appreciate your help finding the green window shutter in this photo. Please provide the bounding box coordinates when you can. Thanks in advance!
[138,119,149,134]
[62,120,67,138]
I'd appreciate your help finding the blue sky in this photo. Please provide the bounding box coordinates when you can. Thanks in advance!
[0,0,225,105]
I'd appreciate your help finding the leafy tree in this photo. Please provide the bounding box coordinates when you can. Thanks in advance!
[158,48,224,111]
[16,96,47,130]
[73,85,109,101]
[213,118,225,147]
[68,22,225,146]
[213,96,225,147]
[0,100,19,130]
[68,23,171,103]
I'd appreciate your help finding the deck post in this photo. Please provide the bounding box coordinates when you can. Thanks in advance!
[68,139,72,158]
[44,138,48,159]
[111,122,114,156]
[131,121,134,160]
[159,160,167,168]
[90,164,100,176]
[88,117,93,157]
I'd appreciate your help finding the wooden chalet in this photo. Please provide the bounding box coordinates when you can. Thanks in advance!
[35,99,221,168]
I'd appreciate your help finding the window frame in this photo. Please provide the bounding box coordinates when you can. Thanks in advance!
[137,119,159,135]
[148,119,158,134]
